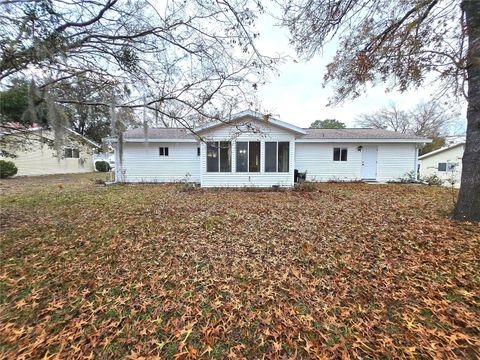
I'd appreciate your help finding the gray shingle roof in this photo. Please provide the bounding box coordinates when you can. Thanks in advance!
[302,128,425,140]
[123,126,427,141]
[123,127,196,139]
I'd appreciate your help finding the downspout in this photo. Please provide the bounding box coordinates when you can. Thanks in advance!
[414,146,419,181]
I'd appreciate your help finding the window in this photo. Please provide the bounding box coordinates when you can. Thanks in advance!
[265,142,277,172]
[207,141,231,172]
[249,142,260,172]
[236,142,248,172]
[438,162,447,171]
[197,147,200,156]
[278,142,289,172]
[333,147,348,161]
[236,141,261,172]
[159,147,169,156]
[265,142,290,172]
[64,148,79,158]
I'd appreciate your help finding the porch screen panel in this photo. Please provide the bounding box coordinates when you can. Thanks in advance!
[236,142,248,172]
[278,142,289,172]
[219,141,231,172]
[206,142,219,172]
[265,142,277,172]
[249,142,260,172]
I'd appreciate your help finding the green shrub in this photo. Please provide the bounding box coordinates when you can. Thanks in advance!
[0,160,18,178]
[396,170,417,183]
[422,174,444,186]
[95,160,111,172]
[294,181,317,192]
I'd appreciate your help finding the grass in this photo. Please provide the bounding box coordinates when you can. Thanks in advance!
[0,173,479,358]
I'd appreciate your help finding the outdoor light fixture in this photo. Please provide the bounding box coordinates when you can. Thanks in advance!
[357,146,363,151]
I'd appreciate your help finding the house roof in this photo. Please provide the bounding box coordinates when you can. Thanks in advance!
[123,127,195,140]
[121,111,430,144]
[0,126,100,148]
[302,128,428,140]
[418,142,465,160]
[194,110,307,135]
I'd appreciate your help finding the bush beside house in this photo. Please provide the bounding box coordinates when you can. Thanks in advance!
[0,160,18,178]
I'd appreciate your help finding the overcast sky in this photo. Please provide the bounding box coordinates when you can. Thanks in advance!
[253,11,467,132]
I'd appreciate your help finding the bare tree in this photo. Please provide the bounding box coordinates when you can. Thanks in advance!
[0,0,278,141]
[281,0,480,221]
[356,101,456,137]
[356,102,410,133]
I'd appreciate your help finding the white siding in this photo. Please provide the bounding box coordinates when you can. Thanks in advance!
[376,144,417,181]
[200,119,295,187]
[295,143,362,181]
[122,142,200,183]
[0,132,95,176]
[295,142,418,182]
[419,145,464,188]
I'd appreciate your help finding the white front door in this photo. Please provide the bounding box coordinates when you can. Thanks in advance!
[361,146,377,180]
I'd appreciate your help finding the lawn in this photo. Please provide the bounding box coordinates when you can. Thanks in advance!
[1,173,479,359]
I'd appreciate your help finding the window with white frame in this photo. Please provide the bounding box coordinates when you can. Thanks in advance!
[236,141,260,172]
[207,141,231,172]
[159,147,169,156]
[265,142,290,172]
[333,147,347,161]
[64,148,80,158]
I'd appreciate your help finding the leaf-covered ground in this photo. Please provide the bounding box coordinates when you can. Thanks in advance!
[1,173,479,359]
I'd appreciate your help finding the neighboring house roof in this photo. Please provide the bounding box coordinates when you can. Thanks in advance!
[64,128,101,148]
[1,125,100,148]
[418,142,465,160]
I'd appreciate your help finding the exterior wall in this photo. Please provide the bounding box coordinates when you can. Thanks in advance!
[376,144,417,182]
[200,119,295,187]
[419,145,464,188]
[295,142,418,182]
[295,143,362,181]
[122,142,200,183]
[0,132,95,176]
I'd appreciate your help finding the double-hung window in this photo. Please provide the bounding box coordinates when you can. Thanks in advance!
[207,141,231,172]
[333,147,348,161]
[236,141,260,172]
[159,147,169,156]
[64,148,80,158]
[265,142,290,172]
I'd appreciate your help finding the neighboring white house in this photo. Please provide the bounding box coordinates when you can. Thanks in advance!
[114,110,430,187]
[0,128,100,176]
[419,142,465,188]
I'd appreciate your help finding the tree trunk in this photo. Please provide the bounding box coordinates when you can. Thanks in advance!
[454,0,480,221]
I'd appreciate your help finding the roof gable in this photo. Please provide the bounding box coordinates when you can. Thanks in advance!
[194,110,307,135]
[418,142,465,159]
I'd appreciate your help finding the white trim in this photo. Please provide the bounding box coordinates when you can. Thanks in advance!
[418,142,465,159]
[123,138,198,143]
[296,138,431,144]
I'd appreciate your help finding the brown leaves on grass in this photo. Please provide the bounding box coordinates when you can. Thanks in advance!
[0,175,479,359]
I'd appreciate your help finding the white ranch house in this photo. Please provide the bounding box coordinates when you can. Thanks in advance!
[114,110,429,187]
